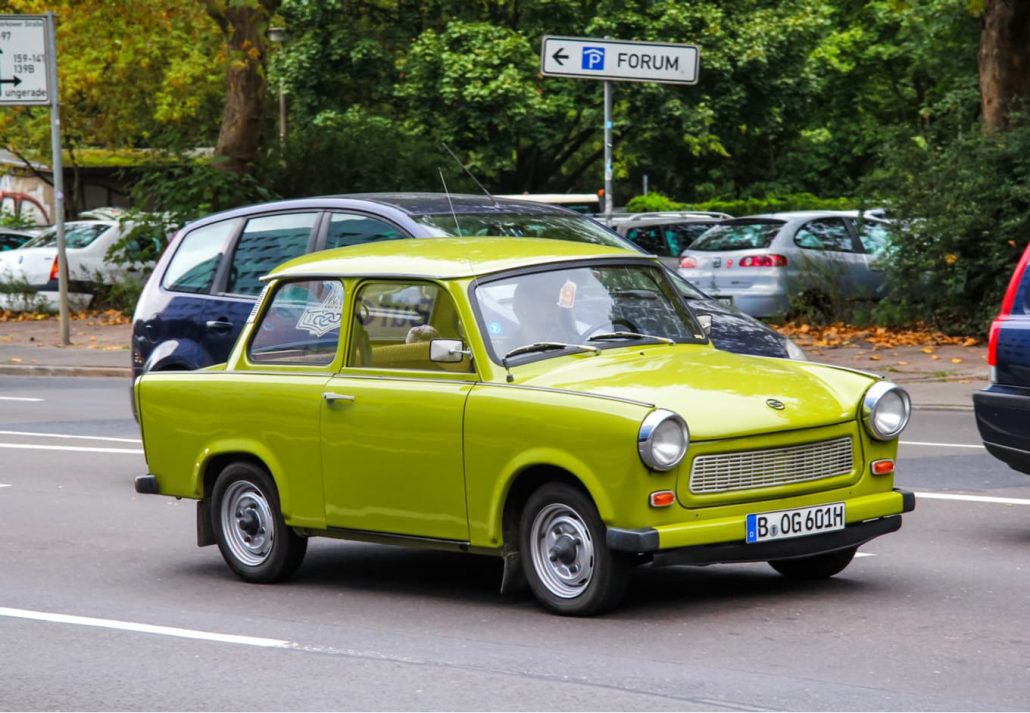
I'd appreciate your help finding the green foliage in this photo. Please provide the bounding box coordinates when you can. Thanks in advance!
[863,118,1030,335]
[0,212,37,230]
[625,191,856,216]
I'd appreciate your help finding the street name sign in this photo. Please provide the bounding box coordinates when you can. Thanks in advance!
[540,36,699,85]
[0,15,49,105]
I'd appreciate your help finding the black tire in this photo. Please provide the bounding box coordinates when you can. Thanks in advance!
[519,483,629,616]
[768,546,857,580]
[211,461,307,583]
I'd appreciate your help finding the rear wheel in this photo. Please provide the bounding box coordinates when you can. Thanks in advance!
[520,483,629,616]
[211,462,307,583]
[768,546,857,580]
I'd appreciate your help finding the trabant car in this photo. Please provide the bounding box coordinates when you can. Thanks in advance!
[134,238,914,616]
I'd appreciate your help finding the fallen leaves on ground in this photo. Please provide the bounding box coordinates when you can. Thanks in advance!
[774,321,982,349]
[0,309,129,326]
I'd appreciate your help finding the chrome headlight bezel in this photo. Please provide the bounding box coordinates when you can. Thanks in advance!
[862,381,911,441]
[638,409,690,471]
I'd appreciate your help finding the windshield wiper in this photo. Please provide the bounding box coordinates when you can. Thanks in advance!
[587,331,675,345]
[503,341,600,360]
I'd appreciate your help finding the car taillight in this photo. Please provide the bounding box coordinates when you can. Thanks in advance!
[738,254,788,268]
[679,256,698,269]
[49,255,59,282]
[988,242,1030,366]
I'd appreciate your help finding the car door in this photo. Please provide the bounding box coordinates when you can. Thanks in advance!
[790,218,867,297]
[320,278,475,541]
[851,218,892,297]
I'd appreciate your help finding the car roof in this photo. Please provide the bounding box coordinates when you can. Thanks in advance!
[267,237,641,282]
[732,210,862,221]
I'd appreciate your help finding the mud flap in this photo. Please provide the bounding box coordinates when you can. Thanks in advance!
[499,549,528,595]
[197,500,215,547]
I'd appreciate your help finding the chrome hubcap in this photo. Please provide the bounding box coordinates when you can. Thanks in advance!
[529,503,595,598]
[221,480,274,567]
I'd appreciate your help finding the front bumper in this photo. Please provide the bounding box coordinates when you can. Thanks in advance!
[607,488,914,564]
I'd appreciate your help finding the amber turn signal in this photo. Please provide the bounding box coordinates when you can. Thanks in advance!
[649,490,676,508]
[870,459,895,476]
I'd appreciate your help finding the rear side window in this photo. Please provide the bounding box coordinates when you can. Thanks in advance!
[794,219,855,252]
[249,279,342,365]
[689,222,781,251]
[856,221,891,254]
[625,226,671,256]
[326,212,405,249]
[228,213,318,296]
[162,219,238,294]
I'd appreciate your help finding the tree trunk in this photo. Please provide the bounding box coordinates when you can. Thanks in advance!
[205,0,281,172]
[979,0,1030,131]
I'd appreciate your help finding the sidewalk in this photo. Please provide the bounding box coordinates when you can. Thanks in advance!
[0,316,987,410]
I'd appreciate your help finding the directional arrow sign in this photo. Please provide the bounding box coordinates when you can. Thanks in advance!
[0,16,49,105]
[540,36,699,85]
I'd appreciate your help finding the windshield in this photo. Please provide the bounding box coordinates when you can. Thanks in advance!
[690,221,782,252]
[415,212,632,249]
[20,223,112,249]
[474,263,704,363]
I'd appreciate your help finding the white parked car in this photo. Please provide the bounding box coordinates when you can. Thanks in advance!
[0,217,150,309]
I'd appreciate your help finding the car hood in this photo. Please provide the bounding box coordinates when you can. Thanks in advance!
[687,296,788,358]
[513,346,876,441]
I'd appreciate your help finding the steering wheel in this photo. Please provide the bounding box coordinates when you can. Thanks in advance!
[580,317,638,340]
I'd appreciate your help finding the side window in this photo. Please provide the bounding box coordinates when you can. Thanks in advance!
[348,281,471,373]
[162,219,239,294]
[249,280,342,366]
[227,213,318,296]
[625,226,669,256]
[794,219,855,252]
[857,221,891,254]
[326,212,405,249]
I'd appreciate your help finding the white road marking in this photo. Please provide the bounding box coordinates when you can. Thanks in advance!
[854,552,876,558]
[0,484,10,488]
[0,430,141,444]
[900,441,985,450]
[0,443,142,455]
[914,491,1030,506]
[0,397,43,402]
[0,607,289,648]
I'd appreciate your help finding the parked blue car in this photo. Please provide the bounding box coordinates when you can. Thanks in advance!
[974,242,1030,474]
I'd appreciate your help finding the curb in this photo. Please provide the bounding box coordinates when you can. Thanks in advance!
[0,364,131,378]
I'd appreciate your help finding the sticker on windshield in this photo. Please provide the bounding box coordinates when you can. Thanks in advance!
[296,282,343,337]
[488,321,504,336]
[558,280,577,309]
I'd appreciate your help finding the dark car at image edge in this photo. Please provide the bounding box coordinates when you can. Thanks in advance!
[131,194,806,383]
[974,242,1030,474]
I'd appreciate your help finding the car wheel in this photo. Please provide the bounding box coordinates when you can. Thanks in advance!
[211,462,307,583]
[768,546,857,580]
[520,483,629,616]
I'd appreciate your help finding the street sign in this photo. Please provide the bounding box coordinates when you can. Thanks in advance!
[0,15,49,105]
[540,36,699,85]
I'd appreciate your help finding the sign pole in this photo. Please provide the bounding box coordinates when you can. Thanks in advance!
[44,12,67,345]
[603,79,613,223]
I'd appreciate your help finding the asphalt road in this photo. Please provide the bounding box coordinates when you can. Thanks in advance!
[1,376,1029,711]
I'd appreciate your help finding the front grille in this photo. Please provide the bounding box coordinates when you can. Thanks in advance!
[689,437,854,494]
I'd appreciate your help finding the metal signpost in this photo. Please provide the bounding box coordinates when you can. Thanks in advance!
[0,13,67,344]
[540,36,700,220]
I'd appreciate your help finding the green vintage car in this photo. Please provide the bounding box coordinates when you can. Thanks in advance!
[134,238,914,616]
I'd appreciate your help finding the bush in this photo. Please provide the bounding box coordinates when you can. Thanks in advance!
[625,191,858,216]
[863,119,1030,335]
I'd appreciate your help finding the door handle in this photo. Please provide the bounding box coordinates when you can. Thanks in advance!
[205,319,233,334]
[323,392,356,404]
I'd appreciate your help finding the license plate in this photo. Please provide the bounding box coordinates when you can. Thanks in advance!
[746,502,845,544]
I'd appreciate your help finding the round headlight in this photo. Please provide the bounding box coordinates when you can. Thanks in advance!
[638,410,689,471]
[862,381,911,440]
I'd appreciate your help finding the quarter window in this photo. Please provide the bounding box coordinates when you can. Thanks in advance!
[162,219,239,294]
[794,219,855,252]
[857,221,891,254]
[249,280,343,365]
[348,281,471,372]
[326,212,405,249]
[227,213,318,295]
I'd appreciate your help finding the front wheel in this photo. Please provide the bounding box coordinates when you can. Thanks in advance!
[211,462,307,583]
[768,546,857,580]
[519,483,629,616]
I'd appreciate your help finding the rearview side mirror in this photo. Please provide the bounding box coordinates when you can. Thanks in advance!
[696,314,712,337]
[429,339,470,363]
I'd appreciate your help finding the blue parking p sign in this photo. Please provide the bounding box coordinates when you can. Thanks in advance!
[581,47,605,70]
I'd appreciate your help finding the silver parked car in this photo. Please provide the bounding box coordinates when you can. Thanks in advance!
[677,211,891,318]
[609,211,731,268]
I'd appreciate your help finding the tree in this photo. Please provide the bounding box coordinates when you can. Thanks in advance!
[203,0,281,172]
[979,0,1030,131]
